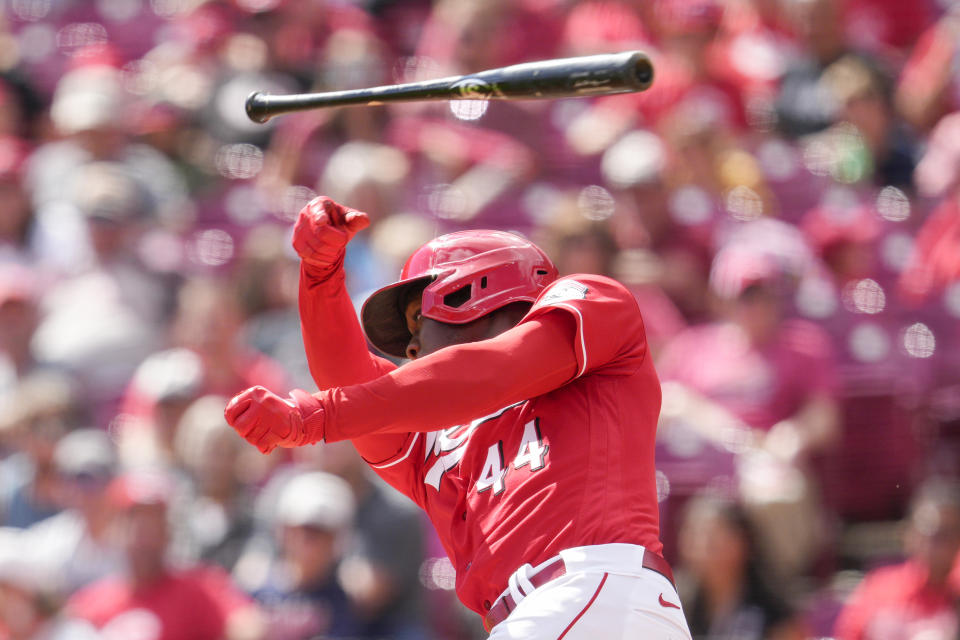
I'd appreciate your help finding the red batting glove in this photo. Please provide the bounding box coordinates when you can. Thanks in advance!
[292,196,370,275]
[224,387,325,455]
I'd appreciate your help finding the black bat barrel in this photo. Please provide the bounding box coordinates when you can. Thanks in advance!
[246,50,653,123]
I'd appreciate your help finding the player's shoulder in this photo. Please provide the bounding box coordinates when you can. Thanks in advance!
[537,273,635,306]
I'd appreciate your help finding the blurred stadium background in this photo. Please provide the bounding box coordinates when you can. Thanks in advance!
[1,0,960,638]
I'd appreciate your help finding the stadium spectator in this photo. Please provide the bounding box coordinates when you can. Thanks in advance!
[0,1,956,635]
[0,527,99,640]
[68,470,264,640]
[29,162,175,421]
[677,492,807,640]
[834,479,960,639]
[172,395,258,573]
[116,278,289,468]
[236,470,363,639]
[305,440,431,639]
[28,428,124,593]
[0,373,77,529]
[657,242,840,580]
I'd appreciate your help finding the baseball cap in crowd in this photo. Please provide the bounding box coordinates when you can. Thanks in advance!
[709,245,783,300]
[74,162,152,224]
[601,129,667,189]
[275,471,355,532]
[50,65,128,135]
[54,428,117,482]
[129,348,204,405]
[108,471,175,510]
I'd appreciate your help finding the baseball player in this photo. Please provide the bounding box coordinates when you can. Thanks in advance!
[224,196,692,639]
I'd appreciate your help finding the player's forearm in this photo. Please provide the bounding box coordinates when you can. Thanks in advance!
[321,312,578,441]
[299,261,395,389]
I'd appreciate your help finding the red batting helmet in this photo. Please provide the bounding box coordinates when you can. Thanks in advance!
[362,230,558,358]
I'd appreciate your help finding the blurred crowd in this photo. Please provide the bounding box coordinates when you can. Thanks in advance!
[1,0,960,638]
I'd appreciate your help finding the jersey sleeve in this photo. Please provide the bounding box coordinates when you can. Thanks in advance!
[299,262,418,469]
[520,274,650,378]
[320,312,578,438]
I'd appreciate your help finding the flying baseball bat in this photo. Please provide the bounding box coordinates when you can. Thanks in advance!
[246,50,653,123]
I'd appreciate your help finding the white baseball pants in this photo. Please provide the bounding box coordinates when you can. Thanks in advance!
[486,544,693,640]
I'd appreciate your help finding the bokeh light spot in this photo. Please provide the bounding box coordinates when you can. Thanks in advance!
[876,186,910,222]
[577,185,615,221]
[902,323,935,358]
[655,470,671,503]
[418,557,456,590]
[725,185,763,221]
[449,99,488,121]
[191,229,235,266]
[56,23,109,55]
[842,278,885,314]
[214,143,264,180]
[424,184,468,220]
[13,0,52,21]
[278,185,318,223]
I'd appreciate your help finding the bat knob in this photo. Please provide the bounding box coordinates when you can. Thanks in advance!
[629,52,654,90]
[245,91,272,124]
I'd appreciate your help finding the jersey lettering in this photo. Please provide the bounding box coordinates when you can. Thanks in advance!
[513,418,548,471]
[423,403,523,491]
[476,442,506,495]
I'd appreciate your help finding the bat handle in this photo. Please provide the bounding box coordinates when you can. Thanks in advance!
[246,91,272,124]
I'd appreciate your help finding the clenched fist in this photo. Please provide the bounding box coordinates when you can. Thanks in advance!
[292,196,370,272]
[224,386,326,454]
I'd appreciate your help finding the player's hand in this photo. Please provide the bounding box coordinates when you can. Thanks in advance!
[292,196,370,272]
[224,386,325,454]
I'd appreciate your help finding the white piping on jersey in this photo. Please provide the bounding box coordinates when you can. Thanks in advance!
[368,402,526,472]
[546,302,588,378]
[370,432,422,470]
[426,401,525,460]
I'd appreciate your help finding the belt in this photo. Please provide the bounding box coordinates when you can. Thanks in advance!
[482,550,675,632]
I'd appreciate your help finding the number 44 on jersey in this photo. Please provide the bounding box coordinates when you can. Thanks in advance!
[476,419,548,495]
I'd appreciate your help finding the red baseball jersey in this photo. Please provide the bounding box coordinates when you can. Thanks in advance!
[301,270,663,615]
